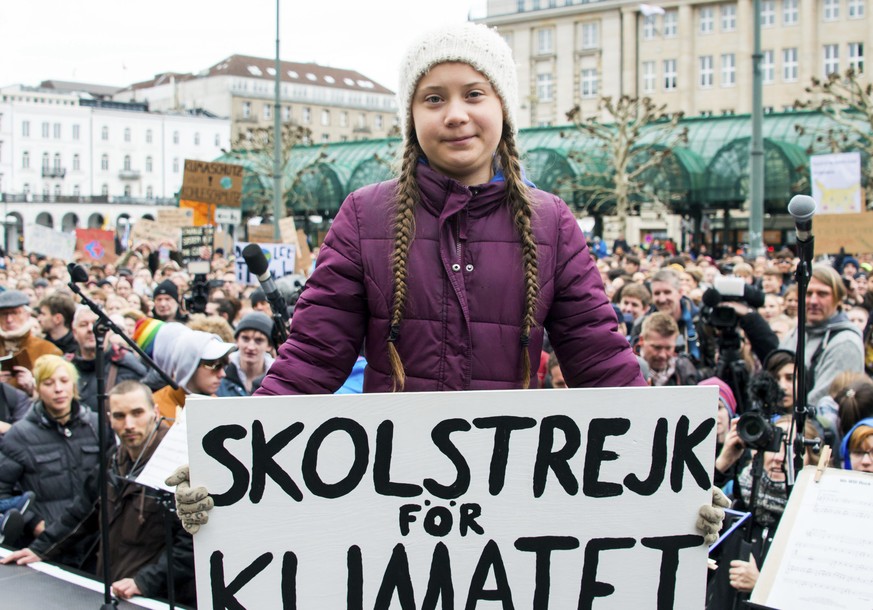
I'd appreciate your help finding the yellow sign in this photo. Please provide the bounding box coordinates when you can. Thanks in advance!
[180,160,244,208]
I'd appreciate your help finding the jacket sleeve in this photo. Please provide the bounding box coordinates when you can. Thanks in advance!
[544,202,646,389]
[29,466,99,559]
[256,192,368,395]
[809,332,865,405]
[133,519,195,600]
[738,311,779,364]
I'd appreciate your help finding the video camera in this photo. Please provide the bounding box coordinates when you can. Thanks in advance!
[737,370,786,452]
[701,277,766,328]
[184,260,210,315]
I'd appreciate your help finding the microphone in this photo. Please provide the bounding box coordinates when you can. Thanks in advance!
[67,263,89,283]
[242,243,289,343]
[787,194,816,242]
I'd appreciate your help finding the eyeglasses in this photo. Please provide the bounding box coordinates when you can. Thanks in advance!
[850,449,873,460]
[200,358,229,371]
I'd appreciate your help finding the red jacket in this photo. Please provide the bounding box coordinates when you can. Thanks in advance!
[258,164,644,394]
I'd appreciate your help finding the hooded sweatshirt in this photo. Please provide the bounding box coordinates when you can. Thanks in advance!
[779,311,864,406]
[840,416,873,470]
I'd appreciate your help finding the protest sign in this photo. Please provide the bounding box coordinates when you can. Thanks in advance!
[180,226,214,263]
[810,152,863,214]
[814,211,873,255]
[156,207,194,228]
[752,465,873,609]
[278,216,299,247]
[75,228,117,264]
[180,159,244,208]
[247,223,275,243]
[24,223,76,260]
[215,207,242,226]
[130,219,181,249]
[233,242,296,285]
[179,199,215,226]
[186,386,717,608]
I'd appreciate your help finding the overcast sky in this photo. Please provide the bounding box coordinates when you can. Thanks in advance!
[1,0,487,93]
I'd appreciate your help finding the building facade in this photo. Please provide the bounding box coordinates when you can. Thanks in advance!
[480,0,870,127]
[0,84,230,205]
[115,55,398,144]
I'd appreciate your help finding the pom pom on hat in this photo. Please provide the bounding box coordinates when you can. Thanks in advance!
[398,22,519,138]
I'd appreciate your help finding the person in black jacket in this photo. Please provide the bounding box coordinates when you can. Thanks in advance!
[1,381,195,605]
[36,293,78,355]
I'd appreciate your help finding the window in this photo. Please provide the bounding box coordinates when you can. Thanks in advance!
[72,153,80,171]
[101,184,109,196]
[664,59,677,90]
[263,104,271,120]
[375,114,383,129]
[22,120,29,137]
[23,183,30,195]
[699,55,714,87]
[762,50,775,83]
[146,129,153,144]
[642,61,656,92]
[849,42,864,72]
[194,132,200,146]
[41,152,49,170]
[663,10,678,37]
[101,154,109,171]
[358,113,367,128]
[172,131,179,144]
[53,123,61,139]
[22,151,29,169]
[124,127,131,142]
[849,0,864,17]
[146,186,154,199]
[783,47,799,81]
[282,106,291,121]
[146,156,153,172]
[643,15,656,40]
[123,155,131,171]
[340,111,348,127]
[783,0,799,24]
[173,158,179,173]
[303,107,311,124]
[536,72,554,101]
[42,122,50,138]
[53,185,61,197]
[73,185,80,197]
[214,134,220,146]
[824,44,840,75]
[73,124,81,140]
[699,6,714,33]
[242,101,251,118]
[581,22,599,48]
[53,153,61,171]
[123,185,131,198]
[722,53,736,85]
[101,126,109,141]
[321,109,330,126]
[321,133,330,143]
[722,5,737,31]
[824,0,840,20]
[761,0,775,26]
[581,68,598,98]
[536,27,554,54]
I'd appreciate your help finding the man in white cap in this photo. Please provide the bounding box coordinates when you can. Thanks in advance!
[0,290,61,391]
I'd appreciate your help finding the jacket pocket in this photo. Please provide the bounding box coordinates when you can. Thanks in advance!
[35,450,62,467]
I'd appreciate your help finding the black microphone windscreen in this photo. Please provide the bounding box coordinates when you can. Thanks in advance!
[743,285,766,309]
[701,288,721,308]
[67,263,89,283]
[787,195,816,223]
[242,243,270,276]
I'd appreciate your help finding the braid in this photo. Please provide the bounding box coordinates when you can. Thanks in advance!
[387,139,421,391]
[498,124,539,389]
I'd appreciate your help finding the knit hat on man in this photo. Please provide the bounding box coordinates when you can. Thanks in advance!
[398,22,519,138]
[234,312,275,347]
[153,279,179,303]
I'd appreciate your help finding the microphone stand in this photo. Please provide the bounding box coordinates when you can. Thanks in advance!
[787,235,816,492]
[67,264,179,609]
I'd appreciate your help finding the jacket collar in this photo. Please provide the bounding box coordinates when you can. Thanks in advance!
[415,162,508,220]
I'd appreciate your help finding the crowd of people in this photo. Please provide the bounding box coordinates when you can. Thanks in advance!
[0,20,870,608]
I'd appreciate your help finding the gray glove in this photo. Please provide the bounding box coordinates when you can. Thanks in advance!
[165,464,213,535]
[696,486,730,545]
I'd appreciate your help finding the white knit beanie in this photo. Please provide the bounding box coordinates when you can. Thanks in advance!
[398,22,519,139]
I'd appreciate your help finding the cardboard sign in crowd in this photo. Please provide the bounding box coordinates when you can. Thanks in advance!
[185,386,717,608]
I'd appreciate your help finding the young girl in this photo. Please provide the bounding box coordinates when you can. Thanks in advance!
[256,23,644,395]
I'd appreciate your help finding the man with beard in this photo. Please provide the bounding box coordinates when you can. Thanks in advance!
[638,312,700,386]
[0,290,61,391]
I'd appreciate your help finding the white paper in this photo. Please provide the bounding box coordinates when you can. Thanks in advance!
[135,413,189,493]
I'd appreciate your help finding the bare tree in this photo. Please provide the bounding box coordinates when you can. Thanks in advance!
[794,67,873,196]
[564,95,688,238]
[224,122,324,218]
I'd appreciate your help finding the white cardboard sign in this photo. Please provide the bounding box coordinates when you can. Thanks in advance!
[186,386,717,609]
[24,223,76,260]
[233,241,297,285]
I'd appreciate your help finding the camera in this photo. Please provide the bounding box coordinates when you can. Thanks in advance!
[737,371,786,452]
[184,260,210,315]
[701,277,766,329]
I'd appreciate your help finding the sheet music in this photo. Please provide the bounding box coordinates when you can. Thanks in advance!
[753,467,873,609]
[135,414,188,493]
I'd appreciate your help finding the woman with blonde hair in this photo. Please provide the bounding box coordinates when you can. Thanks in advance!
[0,355,107,565]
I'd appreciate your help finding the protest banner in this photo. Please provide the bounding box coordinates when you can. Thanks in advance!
[156,207,194,228]
[130,219,181,249]
[752,465,873,609]
[75,228,117,264]
[215,207,242,226]
[247,223,275,243]
[810,152,863,214]
[233,242,296,285]
[24,223,76,260]
[180,226,214,263]
[295,228,312,276]
[180,159,244,208]
[814,211,873,255]
[179,200,215,226]
[186,386,717,608]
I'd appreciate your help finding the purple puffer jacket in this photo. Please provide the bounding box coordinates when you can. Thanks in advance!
[257,164,644,395]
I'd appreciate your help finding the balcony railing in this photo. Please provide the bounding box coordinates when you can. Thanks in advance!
[41,167,66,178]
[118,169,142,180]
[1,193,176,206]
